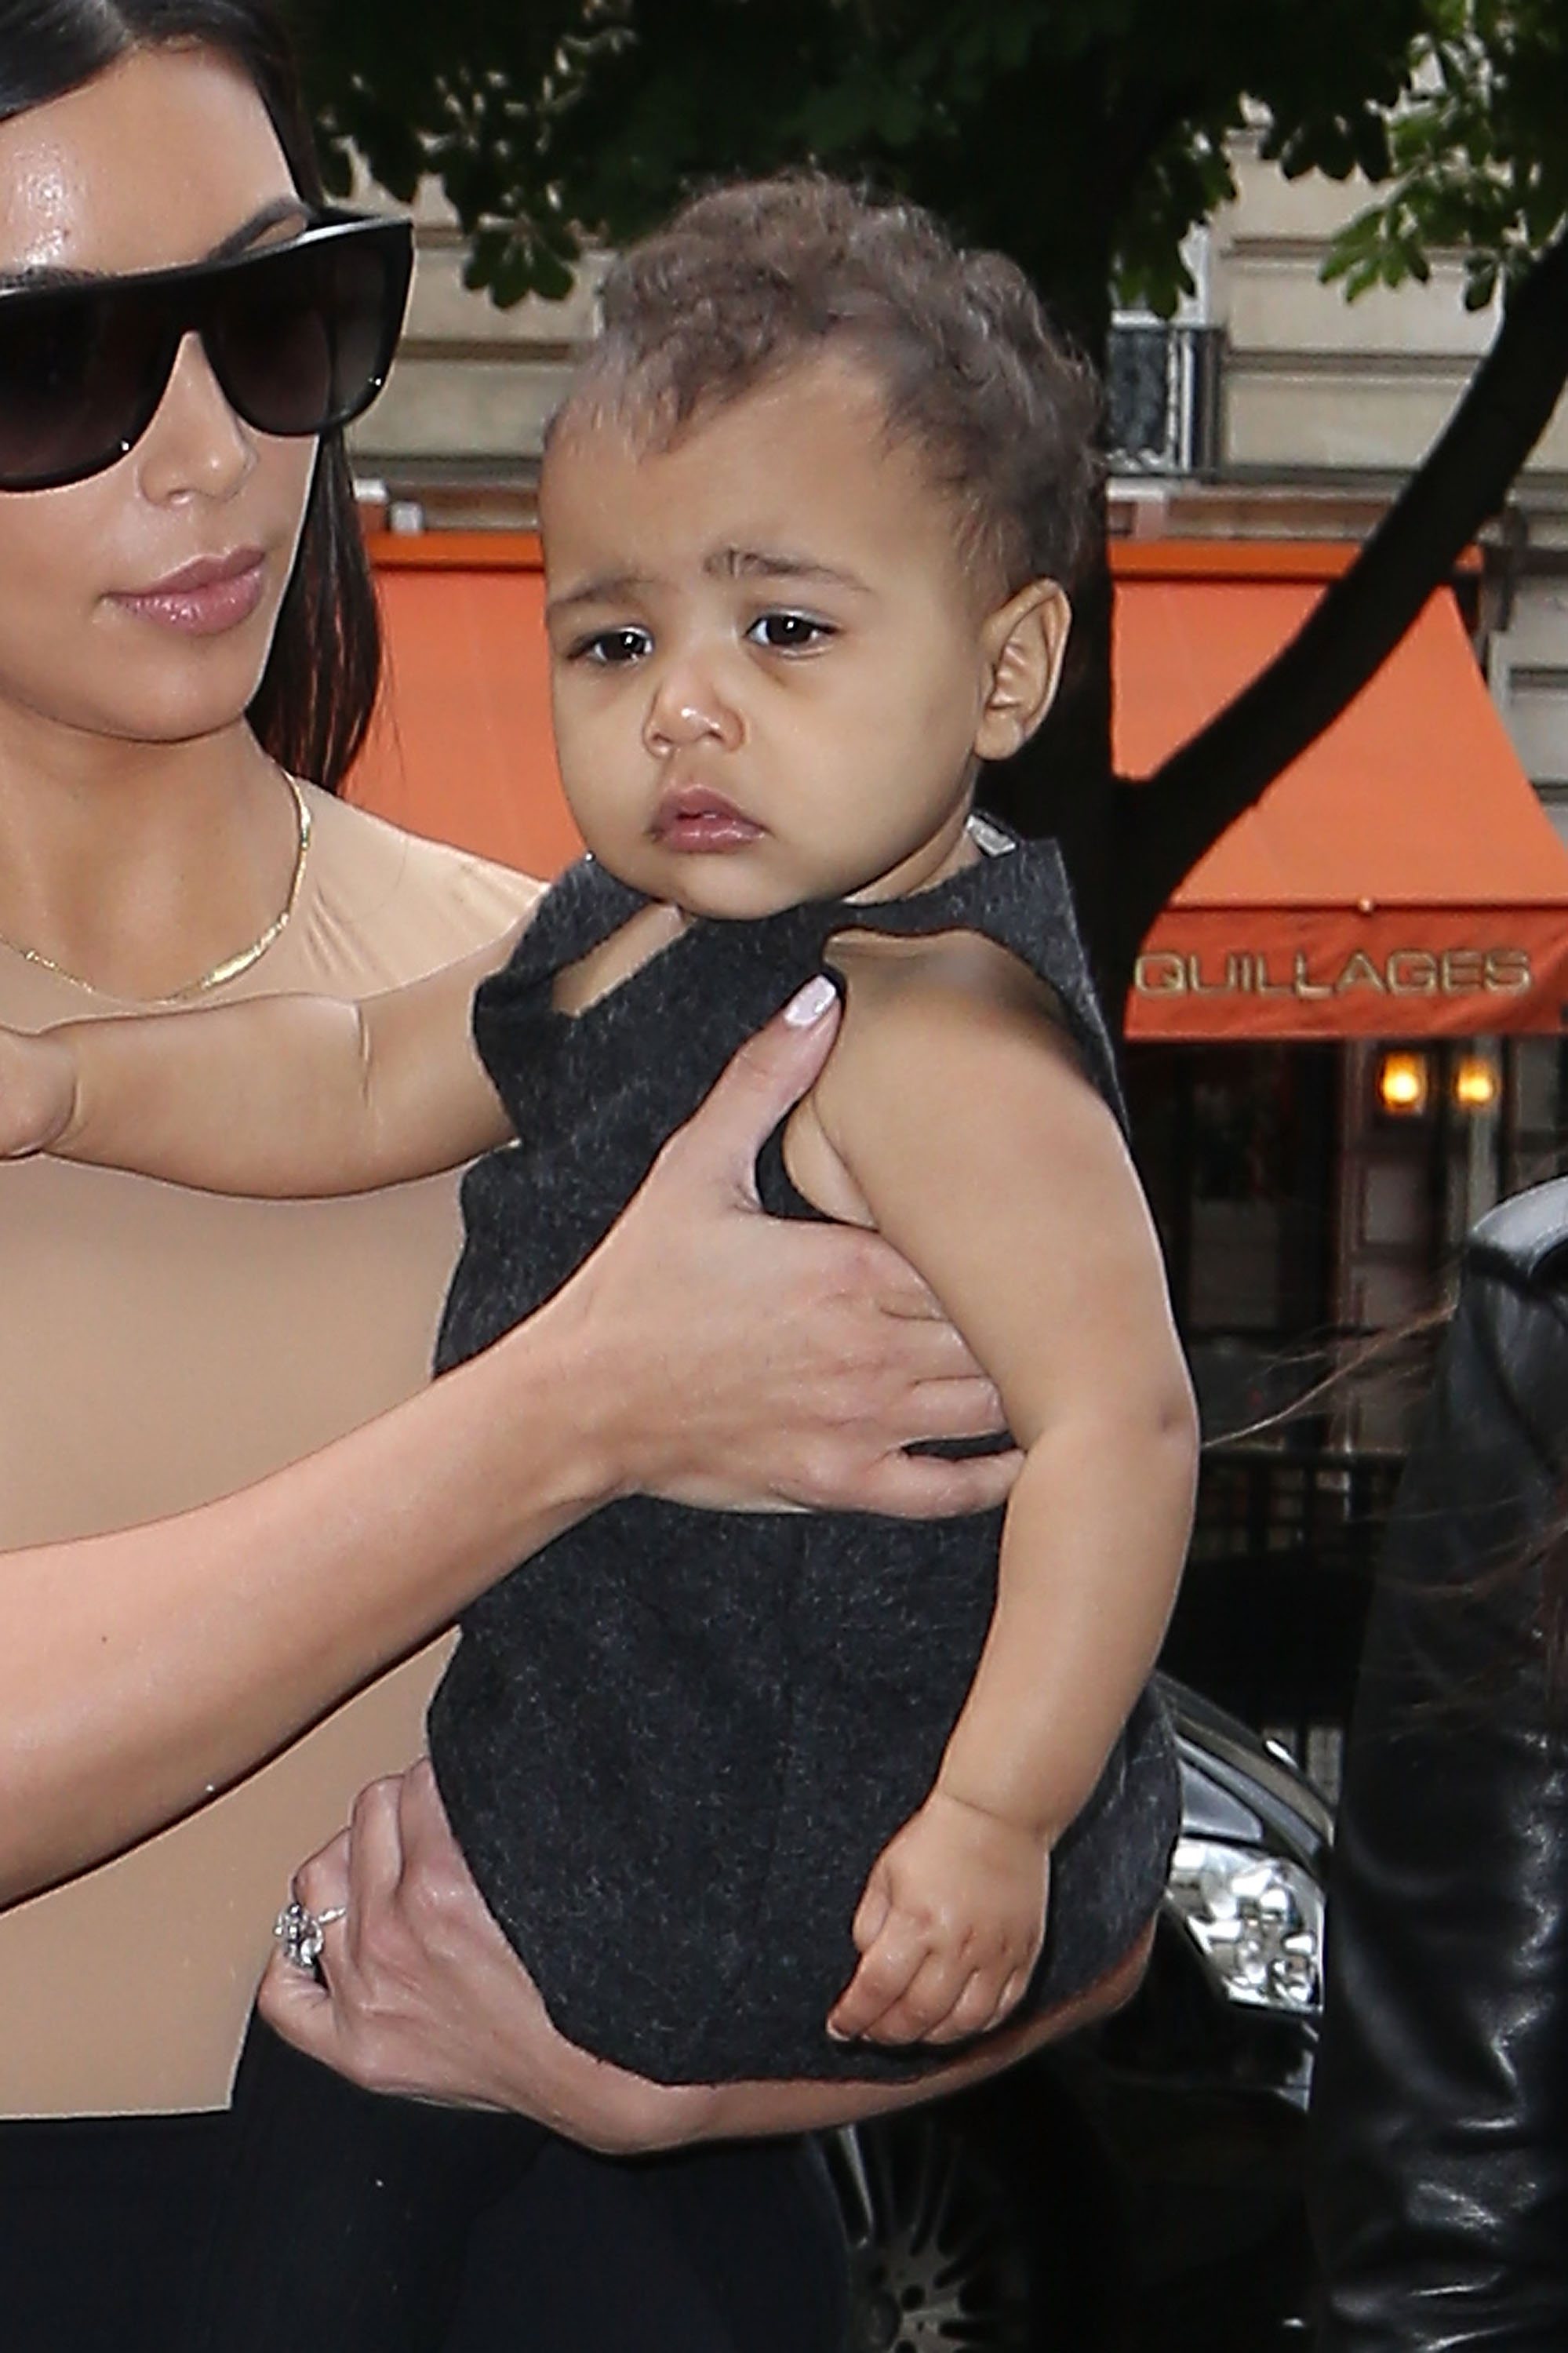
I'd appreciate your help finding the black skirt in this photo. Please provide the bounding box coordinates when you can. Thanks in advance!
[0,2102,231,2351]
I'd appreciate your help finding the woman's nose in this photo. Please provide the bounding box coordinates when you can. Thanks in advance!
[134,333,255,505]
[642,663,743,757]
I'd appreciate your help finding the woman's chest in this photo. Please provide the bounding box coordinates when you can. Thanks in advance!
[0,1154,464,1545]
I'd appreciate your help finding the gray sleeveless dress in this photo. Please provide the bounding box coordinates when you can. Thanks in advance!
[428,824,1179,2083]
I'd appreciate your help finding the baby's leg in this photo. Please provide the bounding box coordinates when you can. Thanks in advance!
[183,2010,544,2353]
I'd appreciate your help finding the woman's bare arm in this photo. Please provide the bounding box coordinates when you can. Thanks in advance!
[0,991,1018,1903]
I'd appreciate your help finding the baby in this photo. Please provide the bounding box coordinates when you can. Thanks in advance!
[0,175,1196,2342]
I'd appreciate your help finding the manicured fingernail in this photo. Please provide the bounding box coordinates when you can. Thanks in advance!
[783,974,837,1027]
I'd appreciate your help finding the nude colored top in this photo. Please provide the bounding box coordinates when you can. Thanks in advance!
[0,786,540,2115]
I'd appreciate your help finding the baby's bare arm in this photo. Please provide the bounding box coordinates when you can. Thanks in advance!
[801,931,1198,2042]
[0,923,524,1195]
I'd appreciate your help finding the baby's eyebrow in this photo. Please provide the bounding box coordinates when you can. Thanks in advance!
[544,547,872,622]
[545,572,654,620]
[708,547,869,592]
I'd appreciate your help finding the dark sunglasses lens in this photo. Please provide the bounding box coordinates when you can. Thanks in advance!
[207,231,405,438]
[0,284,166,489]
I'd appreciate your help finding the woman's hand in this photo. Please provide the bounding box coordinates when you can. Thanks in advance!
[259,1762,717,2155]
[261,1763,1152,2149]
[563,978,1018,1519]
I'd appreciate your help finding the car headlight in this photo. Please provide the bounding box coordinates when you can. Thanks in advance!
[1164,1835,1324,2015]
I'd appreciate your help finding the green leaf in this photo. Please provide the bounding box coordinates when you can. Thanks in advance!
[1465,256,1500,308]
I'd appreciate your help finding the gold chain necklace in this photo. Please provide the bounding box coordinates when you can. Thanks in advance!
[0,775,312,1006]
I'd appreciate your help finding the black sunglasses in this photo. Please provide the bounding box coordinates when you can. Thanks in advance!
[0,209,413,493]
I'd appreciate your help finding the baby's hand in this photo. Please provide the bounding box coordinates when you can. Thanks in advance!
[0,1027,76,1159]
[827,1790,1049,2048]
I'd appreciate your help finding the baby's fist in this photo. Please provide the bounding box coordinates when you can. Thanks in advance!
[0,1027,77,1159]
[827,1791,1049,2048]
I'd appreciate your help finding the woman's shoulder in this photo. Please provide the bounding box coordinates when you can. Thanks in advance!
[1439,1182,1568,1504]
[283,787,544,994]
[1468,1176,1568,1292]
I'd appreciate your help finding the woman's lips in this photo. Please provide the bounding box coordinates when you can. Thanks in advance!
[652,788,764,853]
[110,550,268,636]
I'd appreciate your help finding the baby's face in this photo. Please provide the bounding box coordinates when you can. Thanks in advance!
[540,355,1068,918]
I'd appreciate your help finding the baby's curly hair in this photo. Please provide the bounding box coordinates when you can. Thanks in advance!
[550,173,1101,595]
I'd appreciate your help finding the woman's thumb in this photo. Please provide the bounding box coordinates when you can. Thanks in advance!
[669,976,842,1195]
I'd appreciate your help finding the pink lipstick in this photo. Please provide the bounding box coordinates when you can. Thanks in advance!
[111,548,267,636]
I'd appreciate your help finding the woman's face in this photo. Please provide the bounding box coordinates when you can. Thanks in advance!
[0,45,318,754]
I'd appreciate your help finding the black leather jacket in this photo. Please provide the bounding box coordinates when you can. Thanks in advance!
[1310,1178,1568,2352]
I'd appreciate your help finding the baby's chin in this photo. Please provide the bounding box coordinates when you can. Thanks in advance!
[609,842,867,922]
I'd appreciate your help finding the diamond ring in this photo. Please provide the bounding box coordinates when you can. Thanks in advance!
[274,1897,348,1973]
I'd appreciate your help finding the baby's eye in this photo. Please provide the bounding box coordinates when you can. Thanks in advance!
[745,611,833,653]
[573,625,653,667]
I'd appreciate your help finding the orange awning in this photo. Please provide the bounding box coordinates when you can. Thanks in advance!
[1118,544,1568,1039]
[346,534,1568,1039]
[346,533,583,880]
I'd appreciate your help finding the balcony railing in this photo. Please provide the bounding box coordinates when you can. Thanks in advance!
[1188,1446,1403,1576]
[1160,1446,1405,1800]
[1106,321,1224,477]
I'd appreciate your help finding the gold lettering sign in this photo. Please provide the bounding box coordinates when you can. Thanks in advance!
[1335,951,1387,995]
[1136,951,1186,995]
[1133,945,1537,1002]
[1186,954,1247,995]
[1386,951,1438,995]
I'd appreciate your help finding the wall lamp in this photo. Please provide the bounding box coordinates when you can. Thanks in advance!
[1375,1049,1429,1117]
[1452,1053,1500,1112]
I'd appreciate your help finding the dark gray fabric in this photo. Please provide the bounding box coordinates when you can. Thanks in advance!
[430,829,1178,2082]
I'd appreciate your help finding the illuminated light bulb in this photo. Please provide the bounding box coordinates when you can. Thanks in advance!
[1376,1050,1428,1116]
[1453,1055,1499,1111]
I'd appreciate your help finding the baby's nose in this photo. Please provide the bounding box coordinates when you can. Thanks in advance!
[643,669,742,754]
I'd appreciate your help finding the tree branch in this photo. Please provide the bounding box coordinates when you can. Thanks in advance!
[1108,226,1568,969]
[1101,75,1207,218]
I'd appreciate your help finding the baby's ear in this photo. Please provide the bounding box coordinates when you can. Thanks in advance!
[973,580,1071,761]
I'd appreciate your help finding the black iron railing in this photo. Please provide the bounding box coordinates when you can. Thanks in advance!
[1161,1447,1406,1800]
[1106,321,1224,476]
[1189,1448,1403,1576]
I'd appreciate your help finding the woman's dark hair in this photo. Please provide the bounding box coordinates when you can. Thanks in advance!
[1,0,381,790]
[1533,1506,1568,1701]
[553,173,1102,596]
